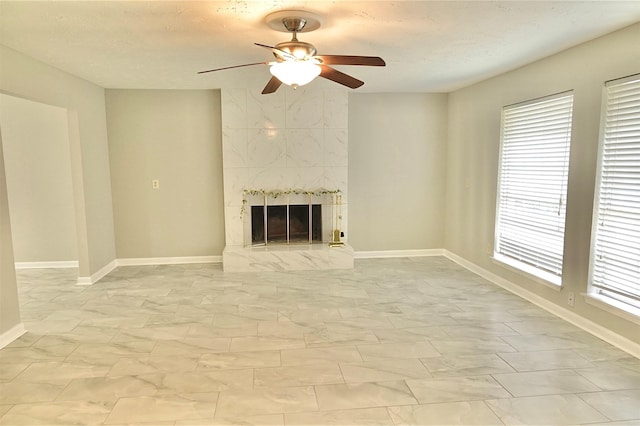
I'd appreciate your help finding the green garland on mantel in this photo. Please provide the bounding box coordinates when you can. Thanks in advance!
[241,188,342,217]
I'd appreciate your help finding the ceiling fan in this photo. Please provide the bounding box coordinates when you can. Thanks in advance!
[198,10,386,94]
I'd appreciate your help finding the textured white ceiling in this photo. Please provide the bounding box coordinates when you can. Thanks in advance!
[1,1,639,92]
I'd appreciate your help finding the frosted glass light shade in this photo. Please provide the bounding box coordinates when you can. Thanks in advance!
[269,61,321,87]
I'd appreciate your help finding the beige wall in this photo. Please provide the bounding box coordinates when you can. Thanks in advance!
[0,45,115,277]
[349,93,448,251]
[105,89,224,258]
[0,130,21,337]
[0,94,78,263]
[445,23,640,344]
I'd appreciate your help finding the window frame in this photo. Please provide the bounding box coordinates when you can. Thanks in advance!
[494,91,575,286]
[588,73,640,319]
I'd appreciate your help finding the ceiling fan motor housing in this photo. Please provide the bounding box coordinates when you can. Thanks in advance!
[274,40,317,60]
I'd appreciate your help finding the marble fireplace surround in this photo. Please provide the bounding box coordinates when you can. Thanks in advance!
[221,87,354,272]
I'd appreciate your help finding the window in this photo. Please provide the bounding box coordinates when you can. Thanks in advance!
[494,92,574,285]
[590,74,640,314]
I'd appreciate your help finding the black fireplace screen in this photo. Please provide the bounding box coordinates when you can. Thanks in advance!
[251,204,322,244]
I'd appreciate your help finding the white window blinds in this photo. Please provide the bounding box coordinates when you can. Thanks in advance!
[495,92,574,284]
[590,74,640,310]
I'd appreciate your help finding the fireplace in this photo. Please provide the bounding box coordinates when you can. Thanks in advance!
[221,86,352,271]
[251,204,322,245]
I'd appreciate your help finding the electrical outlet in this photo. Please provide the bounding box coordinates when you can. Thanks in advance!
[152,179,159,189]
[567,291,575,307]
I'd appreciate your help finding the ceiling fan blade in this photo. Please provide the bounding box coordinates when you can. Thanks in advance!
[316,55,386,67]
[198,62,266,74]
[262,76,283,94]
[254,43,296,61]
[319,65,364,89]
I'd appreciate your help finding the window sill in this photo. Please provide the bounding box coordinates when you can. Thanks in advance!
[583,293,640,326]
[492,255,562,291]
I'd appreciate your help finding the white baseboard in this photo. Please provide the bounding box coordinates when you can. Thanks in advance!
[0,323,26,350]
[443,250,640,359]
[76,256,220,285]
[15,261,79,270]
[76,259,117,286]
[355,249,445,259]
[116,256,221,266]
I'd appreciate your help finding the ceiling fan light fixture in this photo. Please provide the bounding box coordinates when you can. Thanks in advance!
[269,60,321,88]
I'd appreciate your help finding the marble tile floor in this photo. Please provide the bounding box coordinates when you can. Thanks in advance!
[1,257,639,425]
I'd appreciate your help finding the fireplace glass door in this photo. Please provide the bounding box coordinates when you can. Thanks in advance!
[251,204,321,245]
